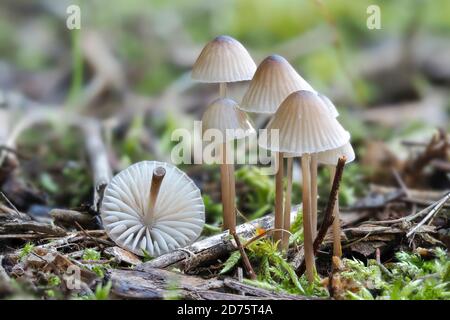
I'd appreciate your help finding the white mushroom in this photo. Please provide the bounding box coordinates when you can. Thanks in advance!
[201,98,255,232]
[240,54,315,250]
[192,35,256,83]
[192,35,256,233]
[260,90,349,283]
[101,161,205,257]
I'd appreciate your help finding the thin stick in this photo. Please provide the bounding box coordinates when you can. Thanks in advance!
[301,154,315,283]
[406,191,450,238]
[282,157,293,251]
[310,153,318,239]
[274,152,284,247]
[231,231,257,280]
[221,142,232,231]
[329,165,342,257]
[297,156,346,277]
[145,167,166,225]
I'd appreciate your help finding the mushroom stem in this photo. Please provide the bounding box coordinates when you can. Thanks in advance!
[301,154,315,283]
[310,153,318,239]
[221,142,235,232]
[281,157,293,251]
[228,157,236,233]
[274,152,284,247]
[329,165,342,257]
[219,83,227,98]
[145,166,166,225]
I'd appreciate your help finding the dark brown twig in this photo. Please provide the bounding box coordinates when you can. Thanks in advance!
[231,231,256,280]
[296,156,346,276]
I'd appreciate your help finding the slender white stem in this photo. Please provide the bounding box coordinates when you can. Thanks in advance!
[274,152,284,247]
[219,83,227,98]
[282,157,293,251]
[220,142,232,231]
[310,153,318,240]
[301,154,315,283]
[145,167,166,225]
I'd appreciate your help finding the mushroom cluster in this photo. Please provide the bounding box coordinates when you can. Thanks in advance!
[100,161,205,257]
[192,35,355,283]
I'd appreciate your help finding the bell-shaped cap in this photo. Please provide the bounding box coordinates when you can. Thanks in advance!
[259,90,350,154]
[192,35,256,83]
[101,161,205,257]
[318,93,339,118]
[318,142,355,165]
[202,98,255,143]
[240,55,315,114]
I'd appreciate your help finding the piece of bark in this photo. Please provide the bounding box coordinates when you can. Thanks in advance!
[138,207,299,271]
[0,256,14,297]
[104,246,141,266]
[0,221,66,236]
[223,278,314,300]
[110,268,313,300]
[110,268,245,300]
[50,208,96,228]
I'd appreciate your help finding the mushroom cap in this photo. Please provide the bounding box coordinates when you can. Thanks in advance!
[317,142,355,165]
[100,161,205,257]
[192,35,256,83]
[240,55,315,114]
[202,98,255,143]
[318,93,339,118]
[259,90,350,154]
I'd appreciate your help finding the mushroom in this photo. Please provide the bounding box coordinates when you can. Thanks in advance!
[240,54,315,248]
[260,90,349,282]
[100,161,205,257]
[192,35,256,232]
[240,54,315,114]
[318,142,355,257]
[202,98,255,232]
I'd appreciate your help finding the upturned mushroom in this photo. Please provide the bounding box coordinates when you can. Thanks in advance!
[101,161,205,257]
[201,98,255,232]
[318,142,355,257]
[240,54,315,248]
[260,90,350,282]
[192,35,256,232]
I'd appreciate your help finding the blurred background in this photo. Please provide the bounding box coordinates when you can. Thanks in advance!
[0,0,449,230]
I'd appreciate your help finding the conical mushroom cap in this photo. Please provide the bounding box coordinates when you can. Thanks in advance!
[101,161,205,257]
[240,55,315,114]
[318,93,339,118]
[259,90,350,154]
[192,35,256,83]
[318,142,355,165]
[202,98,255,143]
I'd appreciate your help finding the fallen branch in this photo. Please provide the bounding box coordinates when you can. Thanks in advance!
[230,231,256,280]
[110,267,314,300]
[406,191,450,238]
[138,207,300,271]
[296,157,346,276]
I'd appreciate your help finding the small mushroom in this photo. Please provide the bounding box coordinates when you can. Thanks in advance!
[101,161,205,257]
[240,54,315,248]
[192,35,256,232]
[318,142,355,258]
[202,98,255,232]
[260,90,349,283]
[192,35,256,84]
[240,54,315,114]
